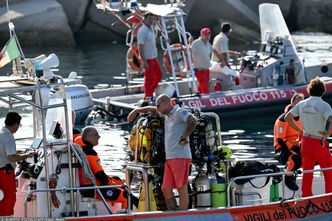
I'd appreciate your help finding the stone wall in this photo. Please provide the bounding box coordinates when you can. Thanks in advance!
[0,0,75,46]
[291,0,332,33]
[0,0,331,46]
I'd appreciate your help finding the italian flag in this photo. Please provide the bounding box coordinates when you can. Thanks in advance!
[0,37,20,68]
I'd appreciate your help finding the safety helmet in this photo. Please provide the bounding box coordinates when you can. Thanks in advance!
[218,145,232,159]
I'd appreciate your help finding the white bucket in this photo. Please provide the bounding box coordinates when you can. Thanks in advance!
[234,177,272,206]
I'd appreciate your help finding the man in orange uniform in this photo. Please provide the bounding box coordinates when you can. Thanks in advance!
[75,126,137,209]
[274,93,304,190]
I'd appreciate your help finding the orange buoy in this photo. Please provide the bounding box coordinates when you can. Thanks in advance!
[126,44,144,73]
[163,43,189,78]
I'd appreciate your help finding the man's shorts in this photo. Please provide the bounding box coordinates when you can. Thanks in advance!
[162,158,191,189]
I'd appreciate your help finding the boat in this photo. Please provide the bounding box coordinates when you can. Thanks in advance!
[0,20,94,124]
[4,1,332,220]
[91,1,332,123]
[7,83,332,220]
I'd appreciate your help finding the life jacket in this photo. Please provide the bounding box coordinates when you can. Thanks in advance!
[189,110,216,170]
[129,113,164,164]
[273,112,302,151]
[73,128,81,141]
[74,136,104,186]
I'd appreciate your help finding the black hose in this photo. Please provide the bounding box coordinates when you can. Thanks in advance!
[94,106,127,119]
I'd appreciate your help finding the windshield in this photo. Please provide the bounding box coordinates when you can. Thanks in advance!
[259,3,292,44]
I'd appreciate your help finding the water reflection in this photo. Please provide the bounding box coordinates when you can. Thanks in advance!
[3,110,275,177]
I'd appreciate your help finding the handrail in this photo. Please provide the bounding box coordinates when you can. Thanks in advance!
[226,166,332,207]
[69,143,113,215]
[23,184,129,217]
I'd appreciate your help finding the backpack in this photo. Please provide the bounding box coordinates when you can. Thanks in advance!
[229,161,282,186]
[189,110,217,170]
[129,113,164,164]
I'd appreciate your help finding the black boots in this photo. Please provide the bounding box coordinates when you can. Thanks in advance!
[285,175,299,191]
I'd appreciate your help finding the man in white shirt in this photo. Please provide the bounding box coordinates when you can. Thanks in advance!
[211,22,240,68]
[137,12,162,100]
[0,112,36,216]
[190,28,213,94]
[285,77,332,197]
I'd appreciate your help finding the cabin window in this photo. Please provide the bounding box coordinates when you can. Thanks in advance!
[284,45,295,56]
[264,44,271,53]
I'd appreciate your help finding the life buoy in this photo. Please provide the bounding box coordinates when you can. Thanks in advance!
[127,44,144,73]
[163,43,189,78]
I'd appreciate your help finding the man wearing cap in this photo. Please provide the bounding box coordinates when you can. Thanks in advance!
[137,12,162,100]
[211,22,240,68]
[190,28,213,94]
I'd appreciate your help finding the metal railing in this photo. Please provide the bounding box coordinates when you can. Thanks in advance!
[226,166,332,207]
[23,184,129,217]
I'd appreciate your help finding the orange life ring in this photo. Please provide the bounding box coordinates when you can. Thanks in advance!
[163,43,189,78]
[126,44,144,73]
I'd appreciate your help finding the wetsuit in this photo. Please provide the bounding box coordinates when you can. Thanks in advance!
[274,112,302,172]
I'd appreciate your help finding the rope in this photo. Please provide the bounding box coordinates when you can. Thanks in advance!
[49,174,61,208]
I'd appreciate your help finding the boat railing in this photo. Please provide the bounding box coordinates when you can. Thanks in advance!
[23,184,128,217]
[227,166,332,207]
[69,142,118,215]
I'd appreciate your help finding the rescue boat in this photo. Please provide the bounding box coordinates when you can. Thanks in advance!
[91,1,332,124]
[7,74,332,221]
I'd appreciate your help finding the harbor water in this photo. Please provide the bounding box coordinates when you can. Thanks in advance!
[0,32,332,178]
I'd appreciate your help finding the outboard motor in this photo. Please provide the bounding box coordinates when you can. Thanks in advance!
[194,174,211,208]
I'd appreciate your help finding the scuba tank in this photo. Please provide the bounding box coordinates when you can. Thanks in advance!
[194,175,211,208]
[138,180,157,212]
[211,174,226,208]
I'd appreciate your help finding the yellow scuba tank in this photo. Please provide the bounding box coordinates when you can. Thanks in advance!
[138,180,157,212]
[129,117,161,163]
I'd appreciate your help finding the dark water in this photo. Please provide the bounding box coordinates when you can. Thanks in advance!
[2,33,332,176]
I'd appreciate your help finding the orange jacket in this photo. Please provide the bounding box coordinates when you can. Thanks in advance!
[74,136,128,208]
[274,113,302,150]
[74,136,104,186]
[74,136,125,187]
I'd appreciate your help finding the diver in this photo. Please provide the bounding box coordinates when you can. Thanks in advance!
[273,93,304,191]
